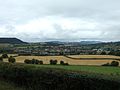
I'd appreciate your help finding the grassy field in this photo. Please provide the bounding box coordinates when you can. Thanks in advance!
[1,62,120,90]
[34,64,120,75]
[2,55,120,65]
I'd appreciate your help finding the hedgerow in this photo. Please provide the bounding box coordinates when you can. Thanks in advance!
[0,62,120,90]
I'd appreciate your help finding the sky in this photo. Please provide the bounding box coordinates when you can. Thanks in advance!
[0,0,120,42]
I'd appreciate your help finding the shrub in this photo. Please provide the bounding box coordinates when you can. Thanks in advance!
[31,59,40,64]
[63,63,69,65]
[2,54,8,58]
[8,56,16,63]
[24,59,43,65]
[60,61,64,65]
[110,61,119,66]
[102,61,119,67]
[24,59,32,64]
[39,61,43,64]
[60,61,69,65]
[102,63,110,66]
[50,60,57,65]
[0,56,3,62]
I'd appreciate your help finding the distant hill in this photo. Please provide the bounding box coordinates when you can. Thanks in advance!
[80,41,102,45]
[0,38,27,44]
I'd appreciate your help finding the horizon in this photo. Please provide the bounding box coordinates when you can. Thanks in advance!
[0,37,120,43]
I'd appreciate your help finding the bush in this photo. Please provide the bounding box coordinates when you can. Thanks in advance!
[8,56,16,63]
[0,56,3,62]
[0,63,120,90]
[111,61,119,66]
[102,61,119,67]
[60,61,64,65]
[31,59,40,64]
[24,59,43,65]
[60,61,69,65]
[50,60,57,65]
[2,54,8,58]
[102,63,110,66]
[39,61,43,64]
[24,59,32,64]
[63,63,69,65]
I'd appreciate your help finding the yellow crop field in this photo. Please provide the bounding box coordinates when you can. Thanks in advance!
[3,55,120,66]
[68,55,120,59]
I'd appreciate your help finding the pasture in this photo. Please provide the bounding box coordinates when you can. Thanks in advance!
[35,64,120,75]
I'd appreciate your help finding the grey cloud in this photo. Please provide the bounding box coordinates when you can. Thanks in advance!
[0,0,120,41]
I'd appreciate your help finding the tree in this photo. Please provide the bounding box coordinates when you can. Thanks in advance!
[39,61,43,64]
[8,56,16,63]
[24,59,32,64]
[111,61,119,66]
[2,54,8,58]
[100,51,106,55]
[50,60,57,65]
[60,61,64,65]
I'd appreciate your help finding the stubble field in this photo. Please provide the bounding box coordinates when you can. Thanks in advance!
[3,54,120,65]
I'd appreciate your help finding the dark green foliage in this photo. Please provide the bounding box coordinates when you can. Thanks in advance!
[102,63,110,66]
[100,51,106,55]
[8,56,16,63]
[0,56,3,62]
[2,54,8,58]
[60,61,69,65]
[111,61,119,66]
[63,63,69,65]
[31,59,39,64]
[60,60,64,65]
[24,59,43,64]
[24,59,32,64]
[0,63,120,90]
[50,60,57,65]
[39,61,43,64]
[102,61,119,67]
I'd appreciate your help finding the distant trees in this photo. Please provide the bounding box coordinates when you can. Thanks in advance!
[108,51,120,56]
[100,51,106,55]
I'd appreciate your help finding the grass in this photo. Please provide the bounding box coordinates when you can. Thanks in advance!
[0,80,24,90]
[34,64,120,75]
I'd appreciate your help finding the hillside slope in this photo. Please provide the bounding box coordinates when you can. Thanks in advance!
[0,38,27,44]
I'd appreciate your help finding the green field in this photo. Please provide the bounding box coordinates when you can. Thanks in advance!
[34,65,120,75]
[1,62,120,90]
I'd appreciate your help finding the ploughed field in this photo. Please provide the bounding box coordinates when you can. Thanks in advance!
[2,54,120,65]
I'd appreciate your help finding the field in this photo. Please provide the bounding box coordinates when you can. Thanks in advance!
[0,62,120,90]
[2,54,120,65]
[34,64,120,75]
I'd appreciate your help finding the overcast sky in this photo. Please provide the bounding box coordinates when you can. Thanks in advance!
[0,0,120,42]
